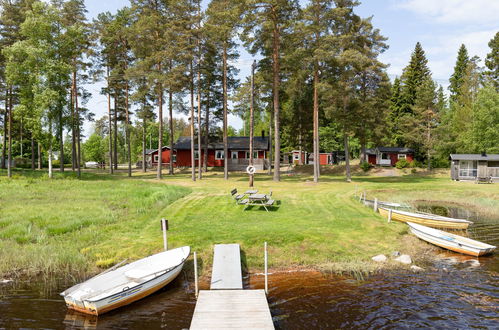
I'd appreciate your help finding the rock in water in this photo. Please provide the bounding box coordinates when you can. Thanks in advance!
[372,254,387,262]
[463,259,480,267]
[410,265,424,272]
[394,254,412,264]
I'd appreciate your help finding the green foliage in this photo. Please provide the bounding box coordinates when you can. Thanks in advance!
[395,158,409,169]
[83,133,105,163]
[449,44,469,102]
[360,161,371,172]
[485,32,499,90]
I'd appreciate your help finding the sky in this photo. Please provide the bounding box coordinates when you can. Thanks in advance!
[81,0,499,137]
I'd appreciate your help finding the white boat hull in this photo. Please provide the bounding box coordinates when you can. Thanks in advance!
[62,246,190,315]
[408,222,495,257]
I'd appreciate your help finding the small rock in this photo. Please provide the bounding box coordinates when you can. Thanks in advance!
[1,279,13,284]
[372,254,387,262]
[463,259,480,267]
[410,265,424,272]
[391,251,401,257]
[394,254,412,264]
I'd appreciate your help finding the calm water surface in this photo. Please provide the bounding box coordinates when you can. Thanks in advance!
[1,204,498,329]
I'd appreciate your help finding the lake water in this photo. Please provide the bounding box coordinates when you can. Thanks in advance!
[1,204,497,329]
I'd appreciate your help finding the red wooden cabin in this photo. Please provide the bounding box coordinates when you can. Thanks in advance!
[365,147,414,166]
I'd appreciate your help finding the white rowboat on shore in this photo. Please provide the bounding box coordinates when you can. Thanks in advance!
[61,246,190,315]
[408,222,495,257]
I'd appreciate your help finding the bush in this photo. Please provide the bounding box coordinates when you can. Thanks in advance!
[411,168,417,174]
[360,161,372,172]
[395,158,410,169]
[410,160,423,168]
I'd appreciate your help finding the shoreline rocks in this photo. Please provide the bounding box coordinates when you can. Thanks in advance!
[372,254,388,262]
[394,254,412,264]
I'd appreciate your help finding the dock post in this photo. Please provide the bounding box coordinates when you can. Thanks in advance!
[194,251,199,298]
[374,198,378,212]
[388,209,392,223]
[264,242,268,295]
[161,218,168,251]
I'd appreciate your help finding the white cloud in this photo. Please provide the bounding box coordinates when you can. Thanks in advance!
[397,0,499,25]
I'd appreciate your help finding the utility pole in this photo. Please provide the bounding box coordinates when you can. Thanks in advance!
[249,60,256,187]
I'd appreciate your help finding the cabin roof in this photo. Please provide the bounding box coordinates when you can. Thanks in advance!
[365,147,413,155]
[146,146,170,155]
[450,154,499,161]
[174,136,270,151]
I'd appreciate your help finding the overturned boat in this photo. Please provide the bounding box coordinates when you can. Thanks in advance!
[408,222,495,257]
[61,246,190,315]
[379,207,473,229]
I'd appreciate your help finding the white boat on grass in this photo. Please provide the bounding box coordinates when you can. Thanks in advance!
[408,222,495,257]
[61,246,190,315]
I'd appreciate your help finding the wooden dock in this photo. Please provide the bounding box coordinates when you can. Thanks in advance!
[211,244,243,290]
[190,244,274,329]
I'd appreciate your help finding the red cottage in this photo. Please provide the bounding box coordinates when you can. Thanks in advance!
[149,135,270,171]
[365,147,414,166]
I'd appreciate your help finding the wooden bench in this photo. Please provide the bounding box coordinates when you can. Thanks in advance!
[230,189,245,203]
[475,176,492,184]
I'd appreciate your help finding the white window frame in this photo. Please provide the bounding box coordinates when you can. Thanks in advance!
[398,154,406,159]
[215,150,224,160]
[293,153,300,160]
[231,151,238,159]
[154,155,159,162]
[172,154,176,163]
[381,153,389,160]
[194,150,199,160]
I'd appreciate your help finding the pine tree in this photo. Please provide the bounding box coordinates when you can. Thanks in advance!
[484,32,499,90]
[205,0,243,180]
[400,42,431,114]
[449,44,469,103]
[243,0,299,182]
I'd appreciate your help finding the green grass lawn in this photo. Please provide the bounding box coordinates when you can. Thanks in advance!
[1,167,497,280]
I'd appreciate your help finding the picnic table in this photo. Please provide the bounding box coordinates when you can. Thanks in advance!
[243,193,274,212]
[245,189,258,195]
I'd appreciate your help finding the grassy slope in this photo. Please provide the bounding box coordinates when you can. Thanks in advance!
[1,168,497,280]
[0,170,191,279]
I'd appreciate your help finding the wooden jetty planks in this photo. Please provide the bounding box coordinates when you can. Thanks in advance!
[189,290,274,329]
[210,244,243,290]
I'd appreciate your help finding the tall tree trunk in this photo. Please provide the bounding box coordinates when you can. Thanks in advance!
[197,52,202,180]
[313,65,320,183]
[190,62,196,181]
[125,80,131,177]
[360,138,366,164]
[204,91,209,173]
[157,81,163,180]
[37,141,42,170]
[343,93,351,182]
[113,93,118,170]
[70,86,76,171]
[168,89,174,175]
[59,104,64,172]
[31,135,35,170]
[107,69,114,174]
[222,43,228,180]
[272,19,281,182]
[427,117,431,171]
[268,109,273,175]
[1,88,8,169]
[75,78,81,178]
[48,120,53,179]
[249,60,255,187]
[142,111,147,172]
[344,132,351,182]
[7,87,12,178]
